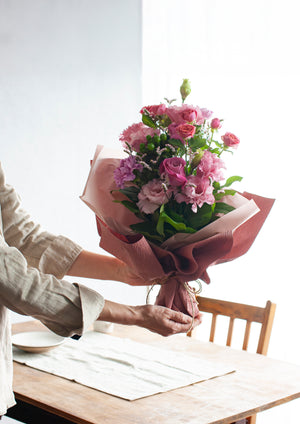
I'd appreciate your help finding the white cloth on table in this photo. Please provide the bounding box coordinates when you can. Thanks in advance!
[13,331,235,401]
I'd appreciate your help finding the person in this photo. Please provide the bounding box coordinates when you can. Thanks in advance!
[0,162,201,416]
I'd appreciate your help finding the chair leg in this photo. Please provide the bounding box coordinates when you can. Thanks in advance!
[247,414,257,424]
[232,414,257,424]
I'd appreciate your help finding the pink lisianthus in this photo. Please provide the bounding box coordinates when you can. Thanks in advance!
[221,132,240,148]
[200,108,213,120]
[137,179,170,214]
[140,104,167,117]
[114,156,143,189]
[166,104,204,125]
[120,122,159,152]
[159,157,187,187]
[168,123,196,142]
[197,150,225,183]
[175,175,215,213]
[211,118,222,130]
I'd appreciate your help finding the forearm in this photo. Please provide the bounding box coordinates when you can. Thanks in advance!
[97,300,200,337]
[67,250,124,281]
[97,300,139,325]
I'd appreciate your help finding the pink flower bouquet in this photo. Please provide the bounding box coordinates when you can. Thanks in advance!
[81,80,274,319]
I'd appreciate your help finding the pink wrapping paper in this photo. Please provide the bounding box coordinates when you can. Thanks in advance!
[81,146,275,317]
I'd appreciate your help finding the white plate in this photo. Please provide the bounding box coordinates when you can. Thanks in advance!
[12,331,65,353]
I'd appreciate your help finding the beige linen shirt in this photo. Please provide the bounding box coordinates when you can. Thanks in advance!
[0,162,105,415]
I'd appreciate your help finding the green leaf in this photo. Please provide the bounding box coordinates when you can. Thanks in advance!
[189,136,207,150]
[186,203,214,229]
[156,208,196,236]
[210,148,220,154]
[119,186,140,202]
[214,189,237,200]
[212,139,223,149]
[223,175,243,188]
[214,202,235,215]
[130,222,164,244]
[166,209,185,223]
[142,114,157,129]
[169,138,184,148]
[213,181,221,190]
[120,200,140,214]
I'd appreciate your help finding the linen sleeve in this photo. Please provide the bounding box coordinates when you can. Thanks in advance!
[0,239,105,337]
[0,163,105,336]
[0,162,81,276]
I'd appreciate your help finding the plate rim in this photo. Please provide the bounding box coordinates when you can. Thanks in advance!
[12,330,65,349]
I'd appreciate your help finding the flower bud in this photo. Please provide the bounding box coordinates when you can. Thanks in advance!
[190,150,204,170]
[211,118,222,130]
[180,79,191,103]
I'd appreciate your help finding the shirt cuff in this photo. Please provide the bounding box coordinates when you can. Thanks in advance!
[72,283,105,335]
[38,235,83,279]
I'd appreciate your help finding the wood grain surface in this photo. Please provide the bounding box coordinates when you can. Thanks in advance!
[12,321,300,424]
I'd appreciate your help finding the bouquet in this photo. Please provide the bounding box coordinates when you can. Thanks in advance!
[81,80,274,320]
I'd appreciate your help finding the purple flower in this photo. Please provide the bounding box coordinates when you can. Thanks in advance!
[114,156,143,189]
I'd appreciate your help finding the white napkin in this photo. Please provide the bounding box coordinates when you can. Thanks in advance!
[13,331,235,400]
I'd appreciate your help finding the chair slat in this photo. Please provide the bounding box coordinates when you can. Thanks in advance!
[243,321,252,350]
[226,317,235,346]
[209,314,217,342]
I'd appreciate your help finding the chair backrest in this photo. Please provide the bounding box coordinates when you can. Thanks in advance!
[190,296,276,355]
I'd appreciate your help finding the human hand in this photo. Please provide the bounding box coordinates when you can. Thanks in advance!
[134,304,202,337]
[98,300,202,337]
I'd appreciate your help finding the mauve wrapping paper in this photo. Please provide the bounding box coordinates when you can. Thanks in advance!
[81,146,275,317]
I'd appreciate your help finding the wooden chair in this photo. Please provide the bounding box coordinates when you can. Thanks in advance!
[188,296,276,424]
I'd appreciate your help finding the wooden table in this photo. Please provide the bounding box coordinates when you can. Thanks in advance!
[11,321,300,424]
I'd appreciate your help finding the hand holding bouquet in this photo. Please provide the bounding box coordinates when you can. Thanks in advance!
[81,80,274,321]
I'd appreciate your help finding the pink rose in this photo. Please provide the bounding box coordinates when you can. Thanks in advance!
[211,118,222,130]
[140,104,167,117]
[175,175,215,213]
[119,122,159,152]
[221,132,240,148]
[197,150,225,183]
[137,179,170,214]
[176,123,196,140]
[166,104,204,125]
[168,123,196,142]
[159,157,187,187]
[167,123,183,141]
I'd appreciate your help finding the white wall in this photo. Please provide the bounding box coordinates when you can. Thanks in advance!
[143,1,300,421]
[0,0,146,320]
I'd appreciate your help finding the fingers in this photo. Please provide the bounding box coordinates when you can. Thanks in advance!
[168,309,193,324]
[136,304,203,337]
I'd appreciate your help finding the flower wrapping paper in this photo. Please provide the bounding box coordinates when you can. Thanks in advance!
[81,146,275,317]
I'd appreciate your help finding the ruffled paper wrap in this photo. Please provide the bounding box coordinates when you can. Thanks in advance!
[81,146,275,318]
